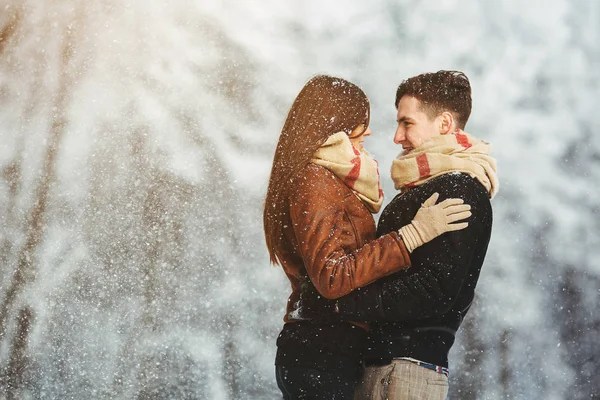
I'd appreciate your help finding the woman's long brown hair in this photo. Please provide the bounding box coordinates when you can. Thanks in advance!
[263,75,370,265]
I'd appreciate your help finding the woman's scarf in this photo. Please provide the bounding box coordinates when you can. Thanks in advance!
[311,132,384,213]
[391,131,499,198]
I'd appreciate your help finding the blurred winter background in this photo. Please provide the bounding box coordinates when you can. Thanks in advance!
[0,0,598,399]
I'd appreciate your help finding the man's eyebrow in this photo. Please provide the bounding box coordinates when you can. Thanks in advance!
[397,116,412,123]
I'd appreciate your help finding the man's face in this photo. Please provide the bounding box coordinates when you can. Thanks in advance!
[394,95,440,153]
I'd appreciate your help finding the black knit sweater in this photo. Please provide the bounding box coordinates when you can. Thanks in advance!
[335,172,493,368]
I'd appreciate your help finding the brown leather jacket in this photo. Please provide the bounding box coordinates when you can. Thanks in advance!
[280,163,411,323]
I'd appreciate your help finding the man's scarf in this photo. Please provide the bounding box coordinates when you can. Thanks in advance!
[391,131,499,198]
[311,132,384,213]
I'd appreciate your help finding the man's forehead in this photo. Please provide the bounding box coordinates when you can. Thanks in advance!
[397,96,424,117]
[398,95,421,109]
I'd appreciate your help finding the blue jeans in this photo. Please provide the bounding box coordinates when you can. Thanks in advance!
[276,365,356,399]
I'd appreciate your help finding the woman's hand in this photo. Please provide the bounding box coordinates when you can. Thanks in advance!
[398,192,471,252]
[290,280,341,322]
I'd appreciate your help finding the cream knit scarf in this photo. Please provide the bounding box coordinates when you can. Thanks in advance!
[391,131,499,198]
[311,132,384,213]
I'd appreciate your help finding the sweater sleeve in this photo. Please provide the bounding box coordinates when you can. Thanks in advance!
[290,165,411,300]
[334,179,492,320]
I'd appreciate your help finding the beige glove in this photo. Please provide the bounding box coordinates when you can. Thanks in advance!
[399,192,471,253]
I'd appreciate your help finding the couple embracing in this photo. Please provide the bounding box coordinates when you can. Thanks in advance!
[264,70,498,400]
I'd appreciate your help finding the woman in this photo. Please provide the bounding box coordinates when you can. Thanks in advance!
[263,75,470,399]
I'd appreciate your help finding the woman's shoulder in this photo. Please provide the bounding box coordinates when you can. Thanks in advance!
[303,162,333,178]
[291,163,347,199]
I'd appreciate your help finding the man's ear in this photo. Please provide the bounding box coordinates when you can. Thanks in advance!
[439,112,455,134]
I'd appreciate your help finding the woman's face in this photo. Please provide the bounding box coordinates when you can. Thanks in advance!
[348,124,372,151]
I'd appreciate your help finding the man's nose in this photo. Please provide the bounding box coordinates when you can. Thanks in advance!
[394,127,404,144]
[363,127,372,137]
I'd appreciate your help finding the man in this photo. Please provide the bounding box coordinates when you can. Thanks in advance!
[301,70,498,399]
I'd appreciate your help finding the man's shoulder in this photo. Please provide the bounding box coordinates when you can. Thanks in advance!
[386,172,475,199]
[380,173,491,223]
[403,173,490,203]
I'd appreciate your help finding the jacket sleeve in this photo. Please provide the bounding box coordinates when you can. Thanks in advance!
[290,165,411,300]
[334,181,491,321]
